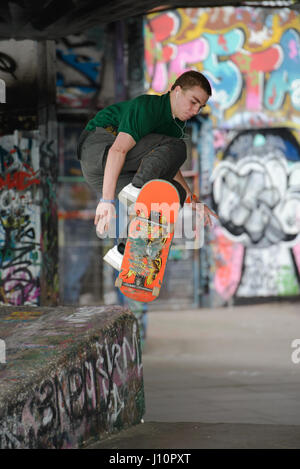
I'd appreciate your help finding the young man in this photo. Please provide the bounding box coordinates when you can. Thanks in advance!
[77,70,217,269]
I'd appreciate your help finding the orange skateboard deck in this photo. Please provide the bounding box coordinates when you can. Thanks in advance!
[115,179,180,302]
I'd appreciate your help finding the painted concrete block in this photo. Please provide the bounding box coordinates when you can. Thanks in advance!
[0,305,145,448]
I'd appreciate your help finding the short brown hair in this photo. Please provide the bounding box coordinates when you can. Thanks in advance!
[171,70,212,96]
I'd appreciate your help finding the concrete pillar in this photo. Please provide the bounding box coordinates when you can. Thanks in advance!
[0,39,58,306]
[127,16,145,99]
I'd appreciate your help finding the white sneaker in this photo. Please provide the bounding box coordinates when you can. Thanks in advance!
[103,245,123,271]
[118,183,141,206]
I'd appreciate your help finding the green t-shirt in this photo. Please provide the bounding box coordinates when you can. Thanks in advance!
[85,92,186,143]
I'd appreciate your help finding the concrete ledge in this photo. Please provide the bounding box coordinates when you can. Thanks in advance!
[0,305,145,449]
[86,421,300,449]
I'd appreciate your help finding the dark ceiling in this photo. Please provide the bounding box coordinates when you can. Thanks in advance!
[0,0,299,40]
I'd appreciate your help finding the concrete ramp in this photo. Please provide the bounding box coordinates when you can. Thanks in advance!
[0,305,145,449]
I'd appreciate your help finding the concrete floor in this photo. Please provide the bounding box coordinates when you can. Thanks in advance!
[87,302,300,449]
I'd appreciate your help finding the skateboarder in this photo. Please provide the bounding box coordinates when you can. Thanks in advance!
[77,70,217,269]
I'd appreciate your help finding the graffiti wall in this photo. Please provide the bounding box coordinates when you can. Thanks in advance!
[145,7,300,128]
[56,28,104,108]
[0,132,58,306]
[0,132,41,305]
[212,128,300,300]
[0,307,144,449]
[0,38,58,306]
[145,7,300,303]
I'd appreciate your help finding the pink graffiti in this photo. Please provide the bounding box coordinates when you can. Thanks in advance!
[169,39,208,79]
[146,12,208,92]
[292,244,300,276]
[3,266,40,305]
[149,12,180,42]
[151,39,208,92]
[246,91,260,110]
[152,61,168,93]
[213,130,227,149]
[232,45,282,110]
[214,226,244,301]
[289,39,298,59]
[218,34,228,52]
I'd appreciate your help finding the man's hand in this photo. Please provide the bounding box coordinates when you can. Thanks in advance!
[94,201,116,236]
[200,203,219,228]
[186,193,219,228]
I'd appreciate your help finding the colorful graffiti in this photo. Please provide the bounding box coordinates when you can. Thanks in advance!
[0,133,41,305]
[0,312,144,449]
[212,128,300,299]
[145,7,300,303]
[56,30,104,108]
[39,138,58,305]
[0,132,58,306]
[145,7,300,127]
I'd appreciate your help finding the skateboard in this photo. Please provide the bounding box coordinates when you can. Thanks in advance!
[115,179,180,302]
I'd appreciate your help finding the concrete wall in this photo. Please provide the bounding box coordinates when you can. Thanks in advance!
[0,40,58,306]
[0,305,144,448]
[56,28,105,109]
[0,40,39,111]
[145,6,300,306]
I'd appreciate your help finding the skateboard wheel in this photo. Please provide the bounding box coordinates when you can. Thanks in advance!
[152,286,160,297]
[115,277,123,287]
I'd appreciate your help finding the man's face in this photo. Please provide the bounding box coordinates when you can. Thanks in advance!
[174,85,209,121]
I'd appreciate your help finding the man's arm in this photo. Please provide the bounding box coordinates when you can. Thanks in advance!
[95,132,136,234]
[102,132,136,200]
[173,169,218,227]
[173,169,193,200]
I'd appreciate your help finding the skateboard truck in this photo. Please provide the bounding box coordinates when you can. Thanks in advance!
[115,276,160,296]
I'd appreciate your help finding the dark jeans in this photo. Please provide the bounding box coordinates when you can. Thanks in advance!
[78,127,187,205]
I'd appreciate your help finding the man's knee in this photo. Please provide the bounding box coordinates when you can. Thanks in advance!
[168,138,187,165]
[171,179,187,206]
[179,140,187,164]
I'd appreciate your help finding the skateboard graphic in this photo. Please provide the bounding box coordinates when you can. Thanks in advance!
[115,179,180,302]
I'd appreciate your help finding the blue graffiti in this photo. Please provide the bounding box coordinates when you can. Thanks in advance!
[56,49,101,87]
[265,29,300,111]
[202,29,244,110]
